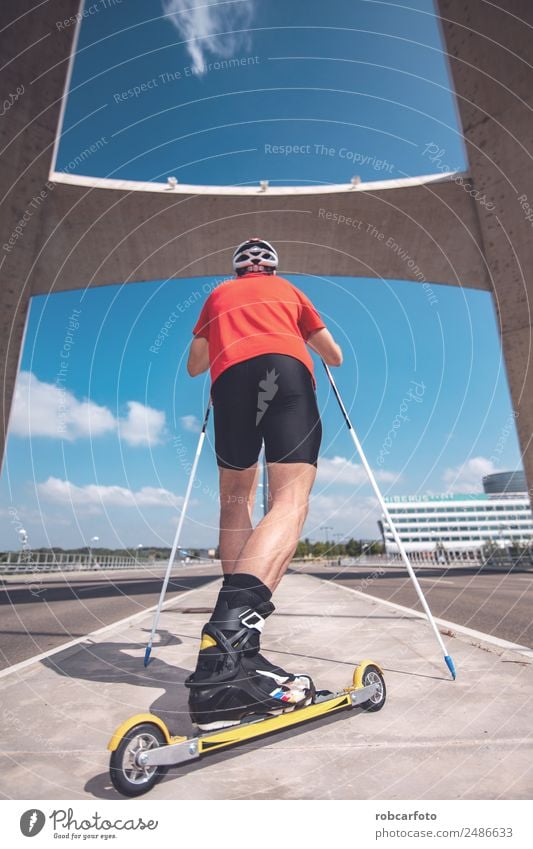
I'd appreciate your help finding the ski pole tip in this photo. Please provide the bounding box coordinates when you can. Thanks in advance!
[444,655,456,680]
[144,646,152,667]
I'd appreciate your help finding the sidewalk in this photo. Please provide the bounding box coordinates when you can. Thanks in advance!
[0,572,532,800]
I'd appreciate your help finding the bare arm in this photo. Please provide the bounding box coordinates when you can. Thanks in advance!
[306,327,343,366]
[187,336,210,376]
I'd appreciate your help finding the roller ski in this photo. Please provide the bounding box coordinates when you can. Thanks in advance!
[109,581,386,796]
[108,632,386,796]
[108,656,386,797]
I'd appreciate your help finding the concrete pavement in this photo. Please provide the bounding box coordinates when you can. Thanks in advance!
[0,571,532,800]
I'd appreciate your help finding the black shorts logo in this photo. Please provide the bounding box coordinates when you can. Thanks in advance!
[256,368,279,425]
[20,809,46,837]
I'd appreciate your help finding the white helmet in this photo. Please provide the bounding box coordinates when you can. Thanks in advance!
[232,238,278,276]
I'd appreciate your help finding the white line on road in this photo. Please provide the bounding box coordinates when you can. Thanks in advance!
[418,578,456,586]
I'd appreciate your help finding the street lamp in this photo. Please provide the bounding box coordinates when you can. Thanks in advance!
[331,533,344,566]
[18,528,29,563]
[88,536,99,566]
[320,525,333,543]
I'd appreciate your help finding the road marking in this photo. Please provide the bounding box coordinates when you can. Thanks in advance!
[0,578,220,679]
[328,579,533,659]
[418,578,456,586]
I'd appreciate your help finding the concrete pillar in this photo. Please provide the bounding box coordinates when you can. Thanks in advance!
[0,0,80,469]
[438,0,533,495]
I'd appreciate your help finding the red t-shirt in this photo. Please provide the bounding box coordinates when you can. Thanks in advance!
[192,273,325,386]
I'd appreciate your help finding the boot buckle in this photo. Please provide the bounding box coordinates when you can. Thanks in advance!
[241,609,265,631]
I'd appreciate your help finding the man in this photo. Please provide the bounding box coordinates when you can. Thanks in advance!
[185,238,343,730]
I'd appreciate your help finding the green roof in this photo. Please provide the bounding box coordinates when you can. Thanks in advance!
[384,493,489,503]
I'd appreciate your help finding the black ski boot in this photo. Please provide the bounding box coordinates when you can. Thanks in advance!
[185,596,315,730]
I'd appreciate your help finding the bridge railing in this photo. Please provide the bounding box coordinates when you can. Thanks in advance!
[0,552,215,574]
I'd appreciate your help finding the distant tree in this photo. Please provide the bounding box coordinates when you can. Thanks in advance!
[345,538,361,557]
[311,541,326,558]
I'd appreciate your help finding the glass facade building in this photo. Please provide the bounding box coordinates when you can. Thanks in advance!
[381,476,533,560]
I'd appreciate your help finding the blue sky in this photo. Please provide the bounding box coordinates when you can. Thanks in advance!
[0,0,522,549]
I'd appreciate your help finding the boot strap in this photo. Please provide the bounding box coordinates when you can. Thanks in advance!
[208,599,274,633]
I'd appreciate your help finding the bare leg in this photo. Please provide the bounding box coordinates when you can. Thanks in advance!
[232,462,316,591]
[218,464,260,575]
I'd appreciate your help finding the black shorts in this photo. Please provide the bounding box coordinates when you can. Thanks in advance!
[211,354,322,470]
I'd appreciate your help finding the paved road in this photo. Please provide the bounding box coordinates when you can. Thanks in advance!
[2,561,532,672]
[293,562,533,647]
[0,566,221,670]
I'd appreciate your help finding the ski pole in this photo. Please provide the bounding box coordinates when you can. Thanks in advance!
[321,360,456,680]
[144,400,212,667]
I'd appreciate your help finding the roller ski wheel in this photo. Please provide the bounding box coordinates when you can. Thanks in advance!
[109,722,167,797]
[354,661,386,712]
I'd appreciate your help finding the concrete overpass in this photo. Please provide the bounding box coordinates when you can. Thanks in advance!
[1,1,532,490]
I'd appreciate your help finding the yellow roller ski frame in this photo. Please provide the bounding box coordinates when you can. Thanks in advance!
[108,660,386,796]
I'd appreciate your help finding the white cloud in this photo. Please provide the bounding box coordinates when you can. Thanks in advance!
[119,401,166,446]
[317,455,398,486]
[10,371,115,440]
[308,456,399,538]
[37,477,185,509]
[161,0,255,75]
[305,492,381,538]
[180,414,201,433]
[442,456,497,493]
[10,372,166,447]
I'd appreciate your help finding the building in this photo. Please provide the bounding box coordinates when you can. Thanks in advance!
[380,472,533,562]
[482,470,526,495]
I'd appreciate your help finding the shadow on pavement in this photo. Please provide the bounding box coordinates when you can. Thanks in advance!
[41,628,193,731]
